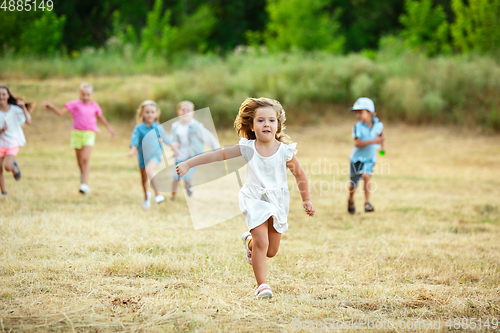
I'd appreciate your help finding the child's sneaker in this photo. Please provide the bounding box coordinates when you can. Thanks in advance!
[155,194,165,204]
[255,284,273,299]
[79,183,91,194]
[13,161,21,181]
[143,191,152,210]
[185,183,193,197]
[241,231,252,265]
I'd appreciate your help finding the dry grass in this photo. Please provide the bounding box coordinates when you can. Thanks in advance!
[1,103,500,332]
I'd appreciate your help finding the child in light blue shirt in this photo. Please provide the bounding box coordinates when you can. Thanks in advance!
[347,97,385,214]
[127,100,179,210]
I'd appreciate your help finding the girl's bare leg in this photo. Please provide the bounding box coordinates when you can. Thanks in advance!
[3,155,16,173]
[79,146,93,184]
[145,161,160,196]
[140,169,149,200]
[75,148,83,178]
[248,217,280,286]
[0,157,4,193]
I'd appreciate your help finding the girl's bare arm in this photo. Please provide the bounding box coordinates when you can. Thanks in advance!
[176,145,242,176]
[96,114,116,138]
[43,102,68,116]
[286,155,315,217]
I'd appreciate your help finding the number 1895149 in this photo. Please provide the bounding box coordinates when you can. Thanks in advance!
[1,0,53,11]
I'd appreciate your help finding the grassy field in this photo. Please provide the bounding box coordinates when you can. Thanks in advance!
[1,109,500,332]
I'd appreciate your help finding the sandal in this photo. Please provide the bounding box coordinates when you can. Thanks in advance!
[13,161,21,181]
[241,231,252,265]
[365,202,375,212]
[348,200,355,214]
[255,283,273,299]
[1,191,7,195]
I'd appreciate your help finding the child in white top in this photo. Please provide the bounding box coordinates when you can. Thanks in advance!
[0,86,32,195]
[176,97,315,299]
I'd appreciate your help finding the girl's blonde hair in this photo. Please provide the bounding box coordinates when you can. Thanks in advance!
[136,100,160,124]
[79,82,93,92]
[177,100,194,112]
[234,97,291,144]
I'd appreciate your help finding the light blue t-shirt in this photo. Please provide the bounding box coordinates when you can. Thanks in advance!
[130,122,172,160]
[349,116,384,163]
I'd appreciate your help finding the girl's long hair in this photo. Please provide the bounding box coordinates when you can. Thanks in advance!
[234,97,292,144]
[0,85,35,112]
[136,100,160,124]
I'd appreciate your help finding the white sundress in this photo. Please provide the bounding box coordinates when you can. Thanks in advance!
[238,138,297,234]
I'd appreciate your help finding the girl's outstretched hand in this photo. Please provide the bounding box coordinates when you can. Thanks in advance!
[303,200,315,217]
[126,146,137,158]
[108,127,116,139]
[176,162,190,177]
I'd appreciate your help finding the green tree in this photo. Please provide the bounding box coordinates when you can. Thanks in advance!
[451,0,500,54]
[399,0,451,56]
[140,0,178,55]
[171,5,216,53]
[20,11,66,55]
[263,0,344,52]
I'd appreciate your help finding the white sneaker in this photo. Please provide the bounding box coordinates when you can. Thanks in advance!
[255,284,273,299]
[143,191,152,210]
[241,231,252,265]
[155,194,165,204]
[79,183,91,194]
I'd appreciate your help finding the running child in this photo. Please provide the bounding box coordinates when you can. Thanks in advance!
[170,101,220,201]
[126,100,180,210]
[347,97,385,214]
[44,83,116,194]
[0,86,33,195]
[176,97,315,299]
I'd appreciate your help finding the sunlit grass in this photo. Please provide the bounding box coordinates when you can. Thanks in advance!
[1,110,499,331]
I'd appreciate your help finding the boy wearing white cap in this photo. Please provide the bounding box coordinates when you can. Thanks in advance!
[347,97,385,214]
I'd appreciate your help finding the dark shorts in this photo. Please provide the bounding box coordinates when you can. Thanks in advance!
[350,161,375,187]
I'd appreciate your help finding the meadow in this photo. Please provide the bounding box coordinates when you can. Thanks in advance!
[1,96,499,331]
[2,50,500,131]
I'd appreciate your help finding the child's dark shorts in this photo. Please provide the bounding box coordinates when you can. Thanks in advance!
[350,161,375,187]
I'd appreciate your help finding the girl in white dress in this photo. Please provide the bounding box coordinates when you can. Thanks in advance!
[176,97,315,299]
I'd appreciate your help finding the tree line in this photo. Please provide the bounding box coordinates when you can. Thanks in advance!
[1,0,499,56]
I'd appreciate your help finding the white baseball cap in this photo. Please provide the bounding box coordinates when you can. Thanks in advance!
[349,97,375,113]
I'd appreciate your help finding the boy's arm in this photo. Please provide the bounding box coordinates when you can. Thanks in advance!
[197,126,221,150]
[286,155,315,217]
[176,145,241,176]
[96,114,116,138]
[354,136,384,148]
[157,126,181,156]
[43,102,68,116]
